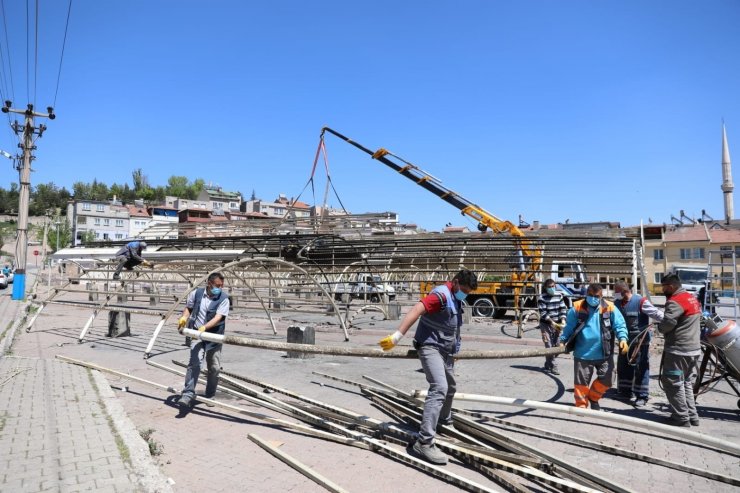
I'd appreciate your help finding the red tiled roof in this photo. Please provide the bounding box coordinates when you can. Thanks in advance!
[709,228,740,244]
[127,205,150,217]
[663,225,709,242]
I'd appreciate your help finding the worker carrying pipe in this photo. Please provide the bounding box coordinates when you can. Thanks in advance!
[378,269,478,466]
[176,271,230,410]
[558,283,628,410]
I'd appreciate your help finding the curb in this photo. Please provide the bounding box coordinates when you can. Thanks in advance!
[91,369,174,493]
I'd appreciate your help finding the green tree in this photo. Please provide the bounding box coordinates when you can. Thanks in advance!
[72,181,92,200]
[47,217,72,252]
[166,176,189,198]
[80,230,96,245]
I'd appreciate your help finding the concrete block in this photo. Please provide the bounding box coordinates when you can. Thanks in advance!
[286,325,315,359]
[462,308,472,325]
[107,311,130,338]
[387,302,401,321]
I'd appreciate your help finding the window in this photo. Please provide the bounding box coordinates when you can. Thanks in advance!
[653,249,664,260]
[230,202,238,209]
[96,204,105,212]
[102,233,109,240]
[654,272,663,283]
[94,218,101,226]
[680,248,705,260]
[213,202,223,210]
[116,219,123,227]
[103,219,110,226]
[77,216,87,225]
[115,234,123,239]
[82,202,91,211]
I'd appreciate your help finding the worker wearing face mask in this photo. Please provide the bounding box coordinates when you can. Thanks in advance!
[177,272,230,410]
[537,279,568,375]
[559,283,628,410]
[378,269,478,466]
[613,281,664,408]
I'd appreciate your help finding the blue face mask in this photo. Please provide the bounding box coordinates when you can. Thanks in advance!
[209,286,222,297]
[546,287,556,296]
[454,289,467,302]
[586,296,600,307]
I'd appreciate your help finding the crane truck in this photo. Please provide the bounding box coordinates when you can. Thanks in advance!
[320,127,586,318]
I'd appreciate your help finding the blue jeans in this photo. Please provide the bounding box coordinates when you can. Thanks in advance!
[182,341,222,398]
[417,345,456,444]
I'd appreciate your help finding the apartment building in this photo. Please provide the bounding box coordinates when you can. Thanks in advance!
[197,187,242,213]
[66,199,130,246]
[127,203,151,238]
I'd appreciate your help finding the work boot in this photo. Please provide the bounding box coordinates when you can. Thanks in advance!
[178,394,193,410]
[112,273,120,280]
[549,366,560,375]
[633,398,648,408]
[663,415,690,427]
[588,400,601,411]
[411,440,448,465]
[436,418,454,433]
[690,418,700,427]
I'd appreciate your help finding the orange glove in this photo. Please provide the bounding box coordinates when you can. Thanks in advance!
[619,340,629,355]
[379,331,403,351]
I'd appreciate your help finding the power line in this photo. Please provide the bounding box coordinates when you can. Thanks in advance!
[53,0,72,108]
[0,0,16,103]
[25,0,29,103]
[33,0,38,107]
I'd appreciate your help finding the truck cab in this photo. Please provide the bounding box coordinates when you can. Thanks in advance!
[666,264,708,293]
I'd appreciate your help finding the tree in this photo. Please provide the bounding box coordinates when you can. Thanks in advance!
[132,168,149,193]
[166,176,189,198]
[80,230,96,245]
[47,217,72,252]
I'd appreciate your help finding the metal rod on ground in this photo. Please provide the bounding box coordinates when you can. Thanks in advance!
[363,376,630,493]
[179,328,565,359]
[247,433,350,493]
[363,386,604,493]
[455,408,740,487]
[169,361,518,493]
[311,371,387,394]
[414,390,740,456]
[55,355,366,447]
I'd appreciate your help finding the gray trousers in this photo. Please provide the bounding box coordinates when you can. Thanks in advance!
[418,345,456,444]
[182,342,222,399]
[538,322,560,369]
[660,352,699,422]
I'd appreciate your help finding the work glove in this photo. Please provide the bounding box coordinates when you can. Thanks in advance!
[143,260,153,268]
[619,340,629,355]
[379,330,403,351]
[177,317,188,334]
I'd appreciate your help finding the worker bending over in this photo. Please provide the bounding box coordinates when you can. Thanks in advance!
[378,269,478,466]
[112,240,151,280]
[559,283,628,410]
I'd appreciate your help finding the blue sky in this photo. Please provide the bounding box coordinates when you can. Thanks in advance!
[0,1,738,231]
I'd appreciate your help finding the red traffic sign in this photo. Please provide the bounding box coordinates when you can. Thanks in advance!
[33,249,39,256]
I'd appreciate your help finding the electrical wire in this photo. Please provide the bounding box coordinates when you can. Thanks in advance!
[25,0,29,103]
[53,0,72,108]
[0,0,15,103]
[33,0,38,107]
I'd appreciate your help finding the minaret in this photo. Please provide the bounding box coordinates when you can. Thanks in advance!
[721,122,734,224]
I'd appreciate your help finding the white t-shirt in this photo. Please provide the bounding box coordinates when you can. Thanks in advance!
[186,289,230,328]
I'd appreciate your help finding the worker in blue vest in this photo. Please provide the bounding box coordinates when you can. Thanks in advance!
[378,269,478,466]
[112,240,151,279]
[613,281,663,408]
[177,272,230,410]
[559,283,628,410]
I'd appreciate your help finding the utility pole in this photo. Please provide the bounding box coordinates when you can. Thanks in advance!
[2,101,55,300]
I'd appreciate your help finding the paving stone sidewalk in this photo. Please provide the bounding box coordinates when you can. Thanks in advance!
[0,284,171,493]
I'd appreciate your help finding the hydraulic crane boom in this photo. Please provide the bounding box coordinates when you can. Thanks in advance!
[320,127,525,237]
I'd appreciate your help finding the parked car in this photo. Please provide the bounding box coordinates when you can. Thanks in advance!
[0,272,7,289]
[5,268,13,284]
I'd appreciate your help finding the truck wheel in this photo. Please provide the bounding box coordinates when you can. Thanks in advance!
[370,294,380,303]
[493,308,507,319]
[472,298,495,317]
